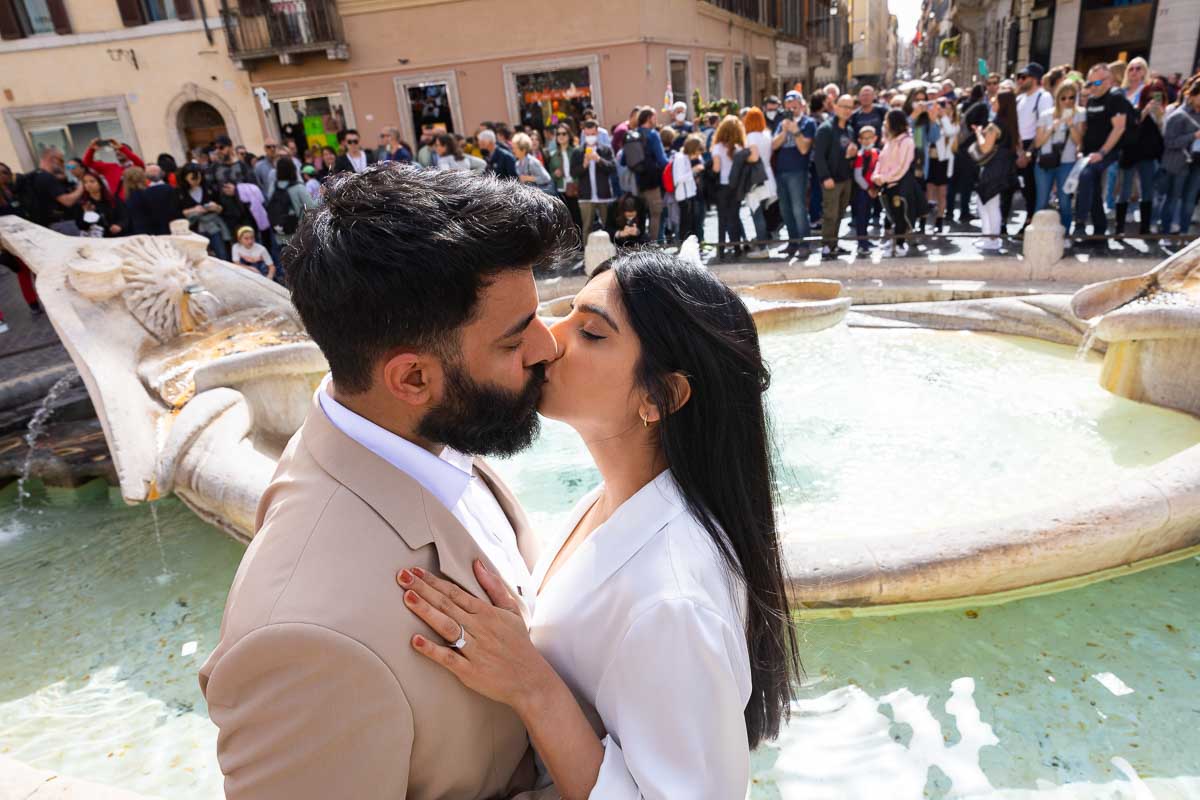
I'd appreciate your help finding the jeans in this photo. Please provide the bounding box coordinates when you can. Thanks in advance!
[751,203,769,244]
[1117,159,1158,203]
[204,231,229,262]
[851,187,873,246]
[820,180,852,249]
[775,169,811,245]
[1034,161,1074,230]
[1160,162,1200,233]
[1073,152,1120,235]
[1104,161,1119,210]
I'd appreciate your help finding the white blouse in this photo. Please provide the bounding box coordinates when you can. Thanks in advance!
[529,470,752,800]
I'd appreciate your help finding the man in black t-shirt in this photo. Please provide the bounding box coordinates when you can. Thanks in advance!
[1073,64,1131,242]
[849,85,888,138]
[28,147,83,228]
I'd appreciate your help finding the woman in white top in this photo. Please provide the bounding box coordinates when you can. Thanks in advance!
[400,250,799,800]
[925,98,959,232]
[744,106,778,257]
[433,132,487,173]
[1032,80,1084,231]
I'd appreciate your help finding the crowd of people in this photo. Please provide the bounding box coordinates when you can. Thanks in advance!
[2,59,1198,332]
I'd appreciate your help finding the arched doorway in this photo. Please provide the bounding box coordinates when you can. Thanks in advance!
[179,101,228,154]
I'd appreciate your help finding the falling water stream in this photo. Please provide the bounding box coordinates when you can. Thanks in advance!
[15,374,78,510]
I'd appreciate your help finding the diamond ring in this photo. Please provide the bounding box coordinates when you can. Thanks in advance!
[450,624,467,650]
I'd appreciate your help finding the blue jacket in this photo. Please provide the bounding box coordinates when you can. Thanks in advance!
[485,145,519,181]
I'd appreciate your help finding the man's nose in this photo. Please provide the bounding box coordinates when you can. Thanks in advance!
[525,314,559,367]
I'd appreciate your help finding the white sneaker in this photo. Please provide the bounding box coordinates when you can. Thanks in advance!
[880,241,895,257]
[0,321,8,334]
[895,243,909,257]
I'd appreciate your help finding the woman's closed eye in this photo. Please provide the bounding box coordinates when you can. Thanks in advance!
[578,329,605,342]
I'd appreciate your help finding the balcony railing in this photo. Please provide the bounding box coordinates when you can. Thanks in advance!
[219,0,348,67]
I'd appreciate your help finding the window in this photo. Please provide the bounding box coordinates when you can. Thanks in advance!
[24,117,125,161]
[733,60,745,105]
[707,59,723,101]
[141,0,178,21]
[669,57,689,105]
[114,0,193,27]
[15,0,54,34]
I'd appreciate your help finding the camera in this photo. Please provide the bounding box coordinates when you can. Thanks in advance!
[779,109,794,122]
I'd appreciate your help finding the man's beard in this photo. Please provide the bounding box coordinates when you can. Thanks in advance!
[417,359,545,458]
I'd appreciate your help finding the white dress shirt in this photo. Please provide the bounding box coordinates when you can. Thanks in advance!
[316,378,535,606]
[529,471,751,800]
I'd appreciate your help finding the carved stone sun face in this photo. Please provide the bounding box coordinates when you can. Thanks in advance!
[119,237,220,342]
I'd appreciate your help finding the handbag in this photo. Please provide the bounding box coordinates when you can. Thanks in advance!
[1037,140,1066,170]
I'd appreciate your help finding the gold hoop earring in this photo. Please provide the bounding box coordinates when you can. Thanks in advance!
[641,415,648,428]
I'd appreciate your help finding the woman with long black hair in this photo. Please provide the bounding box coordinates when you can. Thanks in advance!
[400,249,799,799]
[972,90,1021,252]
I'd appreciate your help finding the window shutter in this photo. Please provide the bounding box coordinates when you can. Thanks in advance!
[115,0,146,26]
[174,0,195,20]
[46,0,71,33]
[0,1,25,40]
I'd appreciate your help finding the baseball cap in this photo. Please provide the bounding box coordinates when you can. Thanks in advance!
[784,90,803,101]
[302,165,316,175]
[1018,63,1045,79]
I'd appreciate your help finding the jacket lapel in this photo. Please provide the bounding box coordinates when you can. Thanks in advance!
[299,390,533,617]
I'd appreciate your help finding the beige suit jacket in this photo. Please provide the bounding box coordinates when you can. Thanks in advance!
[199,391,541,799]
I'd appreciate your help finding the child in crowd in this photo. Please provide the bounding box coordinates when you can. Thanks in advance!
[231,225,275,281]
[609,194,648,248]
[852,126,881,255]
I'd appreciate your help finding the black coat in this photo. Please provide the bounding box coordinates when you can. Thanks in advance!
[127,183,180,235]
[485,145,519,180]
[570,146,616,201]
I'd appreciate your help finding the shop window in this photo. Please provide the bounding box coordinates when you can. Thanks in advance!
[406,83,454,139]
[514,66,591,133]
[273,93,348,161]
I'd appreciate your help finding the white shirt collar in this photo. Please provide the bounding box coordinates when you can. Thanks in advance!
[316,376,472,512]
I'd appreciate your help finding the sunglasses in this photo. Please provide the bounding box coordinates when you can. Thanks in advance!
[1088,80,1104,87]
[346,138,359,144]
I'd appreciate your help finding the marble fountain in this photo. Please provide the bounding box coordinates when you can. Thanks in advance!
[2,215,1199,798]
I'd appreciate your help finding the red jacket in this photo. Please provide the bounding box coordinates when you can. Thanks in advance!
[82,144,144,199]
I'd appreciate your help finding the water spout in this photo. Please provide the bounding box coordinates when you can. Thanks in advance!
[16,374,78,510]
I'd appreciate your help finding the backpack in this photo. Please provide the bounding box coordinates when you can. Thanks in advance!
[266,185,299,235]
[622,129,649,174]
[661,158,675,195]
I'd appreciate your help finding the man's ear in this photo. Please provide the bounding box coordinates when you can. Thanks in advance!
[380,351,443,407]
[640,373,693,424]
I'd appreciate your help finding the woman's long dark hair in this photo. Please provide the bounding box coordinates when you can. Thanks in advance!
[994,91,1021,149]
[604,249,799,748]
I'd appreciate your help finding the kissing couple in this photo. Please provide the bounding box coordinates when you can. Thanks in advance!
[199,164,799,799]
